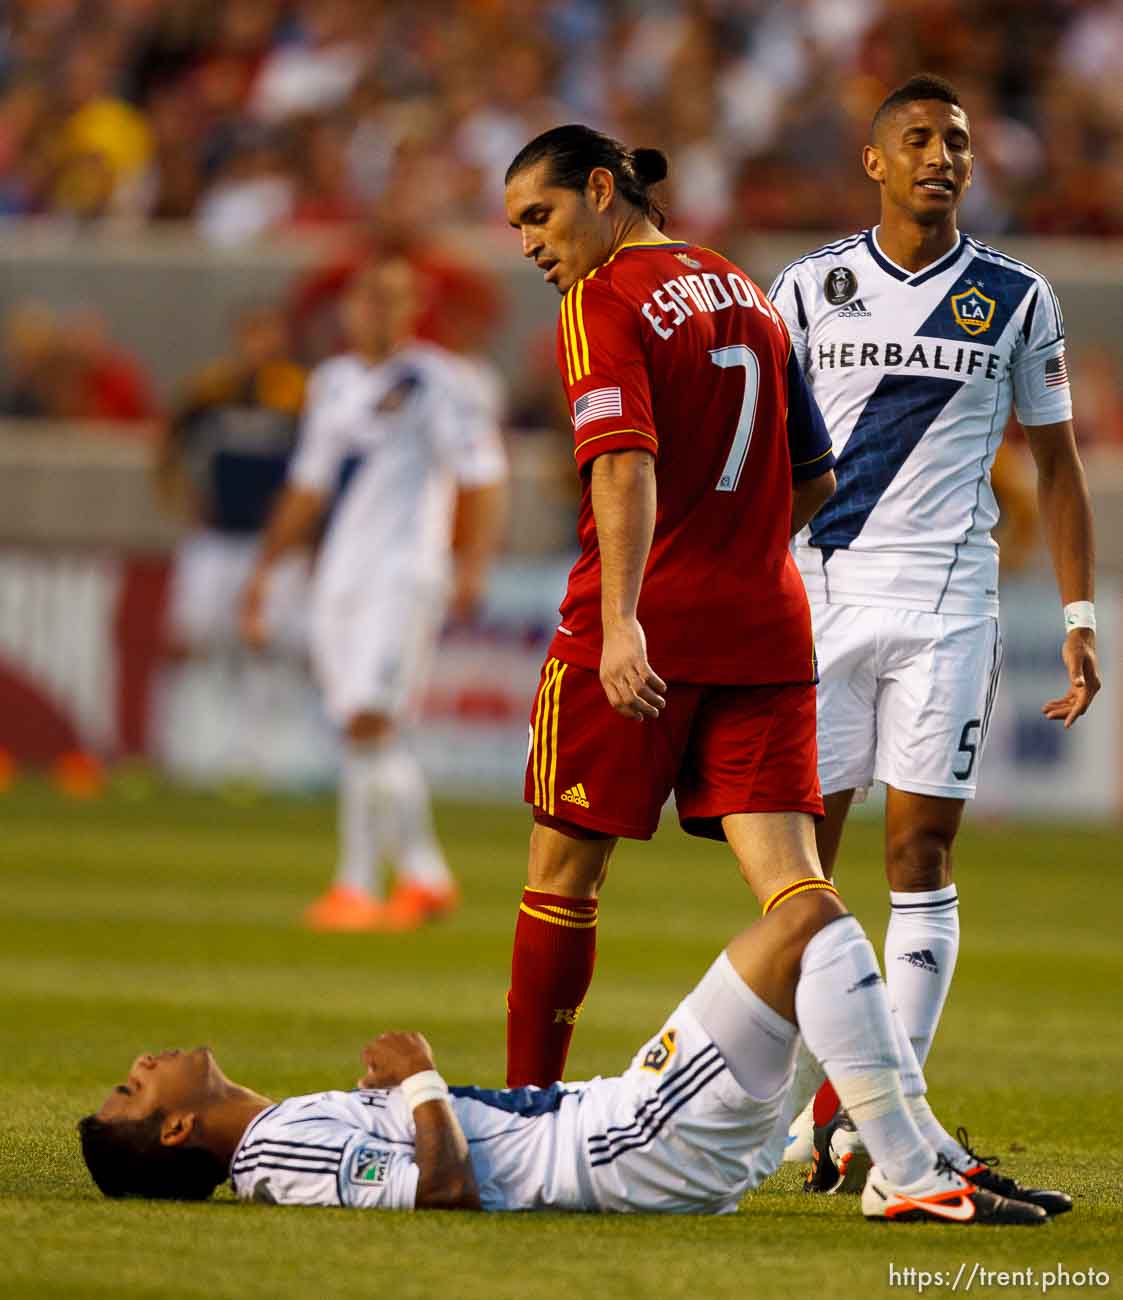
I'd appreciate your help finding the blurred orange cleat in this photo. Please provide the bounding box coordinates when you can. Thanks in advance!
[382,880,460,932]
[0,747,16,793]
[53,750,106,799]
[303,885,387,932]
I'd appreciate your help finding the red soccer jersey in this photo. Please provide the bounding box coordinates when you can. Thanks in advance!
[550,239,833,684]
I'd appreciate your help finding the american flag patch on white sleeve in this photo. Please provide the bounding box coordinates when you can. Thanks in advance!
[573,387,623,430]
[1044,353,1069,389]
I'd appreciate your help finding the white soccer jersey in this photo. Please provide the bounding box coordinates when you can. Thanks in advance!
[769,228,1072,615]
[229,1003,785,1215]
[289,342,506,605]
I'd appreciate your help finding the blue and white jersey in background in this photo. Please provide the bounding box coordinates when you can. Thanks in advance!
[229,1004,783,1215]
[769,228,1072,615]
[289,342,506,606]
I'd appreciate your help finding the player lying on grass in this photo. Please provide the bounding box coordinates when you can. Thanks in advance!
[79,887,1067,1224]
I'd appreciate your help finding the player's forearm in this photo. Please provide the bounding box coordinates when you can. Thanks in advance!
[453,482,508,572]
[791,469,836,537]
[591,450,657,625]
[256,485,325,569]
[412,1100,482,1211]
[1036,452,1095,605]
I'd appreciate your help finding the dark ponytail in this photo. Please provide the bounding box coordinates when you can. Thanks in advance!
[506,125,669,229]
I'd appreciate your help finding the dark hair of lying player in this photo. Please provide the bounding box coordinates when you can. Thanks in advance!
[77,1111,229,1200]
[505,124,669,230]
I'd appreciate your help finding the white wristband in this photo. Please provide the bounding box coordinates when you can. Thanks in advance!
[400,1070,449,1110]
[1063,601,1096,633]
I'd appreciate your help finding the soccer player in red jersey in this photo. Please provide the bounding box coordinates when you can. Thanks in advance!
[502,125,839,1088]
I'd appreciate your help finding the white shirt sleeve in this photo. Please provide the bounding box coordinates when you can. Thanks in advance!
[337,1133,421,1210]
[767,265,810,371]
[431,360,508,489]
[1011,277,1073,428]
[288,364,351,493]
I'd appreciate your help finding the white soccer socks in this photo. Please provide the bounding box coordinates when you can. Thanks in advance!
[335,739,394,895]
[884,884,959,1065]
[335,737,454,896]
[795,915,934,1189]
[688,951,798,1102]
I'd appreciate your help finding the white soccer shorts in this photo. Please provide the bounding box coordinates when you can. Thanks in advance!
[309,579,446,727]
[582,1000,790,1214]
[812,603,1003,801]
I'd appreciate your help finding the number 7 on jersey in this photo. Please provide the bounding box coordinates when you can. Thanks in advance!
[711,344,760,493]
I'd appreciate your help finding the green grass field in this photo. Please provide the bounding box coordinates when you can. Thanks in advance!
[2,781,1121,1299]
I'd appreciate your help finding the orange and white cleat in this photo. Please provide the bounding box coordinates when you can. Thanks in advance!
[382,880,460,932]
[303,885,387,932]
[861,1157,1047,1225]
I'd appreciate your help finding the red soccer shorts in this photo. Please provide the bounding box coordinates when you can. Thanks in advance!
[524,657,823,841]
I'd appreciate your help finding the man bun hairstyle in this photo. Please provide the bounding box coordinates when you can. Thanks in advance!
[505,125,669,229]
[872,73,964,139]
[78,1112,228,1201]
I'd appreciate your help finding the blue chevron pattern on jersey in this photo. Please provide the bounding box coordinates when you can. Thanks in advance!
[916,257,1034,343]
[810,374,962,556]
[449,1082,568,1117]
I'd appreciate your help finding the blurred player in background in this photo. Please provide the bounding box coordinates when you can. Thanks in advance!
[80,887,1066,1222]
[502,126,838,1089]
[241,258,507,932]
[154,302,314,784]
[768,75,1101,1177]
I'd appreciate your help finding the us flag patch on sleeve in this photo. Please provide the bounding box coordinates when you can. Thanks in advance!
[1044,353,1069,389]
[573,386,623,430]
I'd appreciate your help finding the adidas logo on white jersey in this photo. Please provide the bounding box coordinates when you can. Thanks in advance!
[837,297,872,318]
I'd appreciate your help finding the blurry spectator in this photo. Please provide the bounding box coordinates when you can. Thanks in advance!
[0,300,154,423]
[54,307,156,423]
[196,123,293,245]
[0,301,59,418]
[249,0,369,124]
[49,33,154,220]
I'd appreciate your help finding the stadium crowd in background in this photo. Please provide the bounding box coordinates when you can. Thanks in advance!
[0,299,154,423]
[0,0,1121,240]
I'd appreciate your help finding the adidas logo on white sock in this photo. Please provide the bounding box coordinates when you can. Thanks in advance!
[898,948,939,972]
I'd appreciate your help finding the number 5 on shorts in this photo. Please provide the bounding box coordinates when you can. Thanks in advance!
[711,345,760,493]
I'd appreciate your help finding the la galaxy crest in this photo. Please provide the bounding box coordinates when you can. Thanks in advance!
[950,286,996,336]
[824,267,857,306]
[641,1028,677,1073]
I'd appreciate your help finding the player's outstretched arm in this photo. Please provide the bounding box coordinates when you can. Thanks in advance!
[590,449,667,721]
[1023,419,1101,727]
[357,1032,481,1211]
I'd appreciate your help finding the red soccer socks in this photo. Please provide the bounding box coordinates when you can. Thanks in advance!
[506,889,598,1086]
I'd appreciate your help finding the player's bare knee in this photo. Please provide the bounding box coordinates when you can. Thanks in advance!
[346,711,393,744]
[885,827,953,892]
[768,889,846,957]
